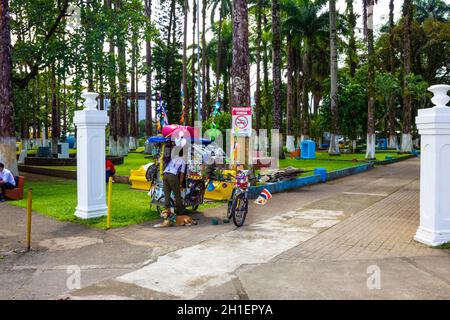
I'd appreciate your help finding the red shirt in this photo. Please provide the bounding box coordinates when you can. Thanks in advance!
[106,160,115,175]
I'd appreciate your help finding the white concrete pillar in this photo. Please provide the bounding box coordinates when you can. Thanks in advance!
[73,92,109,219]
[414,84,450,246]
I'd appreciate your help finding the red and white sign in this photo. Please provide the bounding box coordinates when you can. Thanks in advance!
[232,106,252,137]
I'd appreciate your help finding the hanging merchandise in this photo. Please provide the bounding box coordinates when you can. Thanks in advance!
[211,100,221,129]
[231,127,239,168]
[180,89,187,124]
[156,92,168,133]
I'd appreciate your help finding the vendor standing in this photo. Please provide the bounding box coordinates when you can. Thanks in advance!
[163,148,186,215]
[0,163,16,202]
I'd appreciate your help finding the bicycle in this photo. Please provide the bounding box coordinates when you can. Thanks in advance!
[227,170,250,227]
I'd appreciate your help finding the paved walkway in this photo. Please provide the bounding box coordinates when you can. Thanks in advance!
[0,158,449,299]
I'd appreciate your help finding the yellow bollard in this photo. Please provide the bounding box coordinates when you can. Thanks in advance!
[106,176,113,229]
[26,188,32,251]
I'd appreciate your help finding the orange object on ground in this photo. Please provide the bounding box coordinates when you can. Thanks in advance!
[290,149,300,159]
[5,176,25,200]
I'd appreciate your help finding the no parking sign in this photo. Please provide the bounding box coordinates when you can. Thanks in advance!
[232,106,252,137]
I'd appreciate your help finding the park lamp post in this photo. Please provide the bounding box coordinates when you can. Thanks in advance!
[414,84,450,246]
[73,92,109,219]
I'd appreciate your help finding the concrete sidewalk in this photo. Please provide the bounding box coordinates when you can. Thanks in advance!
[1,157,449,299]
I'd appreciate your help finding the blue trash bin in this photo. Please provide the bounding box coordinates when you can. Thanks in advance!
[377,138,387,150]
[301,140,316,159]
[314,168,327,182]
[67,135,75,149]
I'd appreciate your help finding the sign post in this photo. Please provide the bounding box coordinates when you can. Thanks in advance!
[232,106,252,168]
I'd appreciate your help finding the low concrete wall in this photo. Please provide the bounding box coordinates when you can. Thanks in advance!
[372,153,416,165]
[24,155,124,166]
[19,165,77,180]
[326,163,374,180]
[18,165,129,184]
[248,163,374,199]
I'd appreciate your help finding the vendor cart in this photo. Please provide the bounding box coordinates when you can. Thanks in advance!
[145,133,213,214]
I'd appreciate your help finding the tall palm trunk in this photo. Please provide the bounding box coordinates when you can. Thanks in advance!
[0,0,17,174]
[116,0,128,156]
[362,0,368,42]
[286,35,295,152]
[272,0,284,159]
[63,77,67,135]
[182,0,188,125]
[214,0,224,102]
[136,67,139,139]
[388,0,398,149]
[206,57,211,116]
[346,0,357,77]
[365,0,376,159]
[231,0,250,166]
[129,48,137,150]
[106,0,118,155]
[129,24,139,150]
[328,0,340,155]
[262,15,269,129]
[201,0,207,119]
[295,49,303,139]
[51,64,60,155]
[190,0,197,126]
[255,0,262,133]
[145,0,153,153]
[301,45,311,141]
[401,0,413,152]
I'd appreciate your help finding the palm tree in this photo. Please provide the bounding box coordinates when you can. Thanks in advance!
[190,0,198,126]
[328,0,339,155]
[401,0,413,152]
[209,0,232,103]
[254,0,263,133]
[50,63,60,155]
[345,0,357,77]
[387,0,398,149]
[231,0,250,165]
[281,0,328,144]
[115,0,129,156]
[365,0,376,160]
[272,0,283,159]
[296,0,328,141]
[414,0,449,23]
[182,0,189,125]
[145,0,153,153]
[0,0,18,174]
[285,34,296,152]
[281,0,298,151]
[201,0,208,119]
[106,0,119,156]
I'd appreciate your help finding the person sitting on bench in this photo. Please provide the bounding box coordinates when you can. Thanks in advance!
[0,163,16,202]
[106,159,116,183]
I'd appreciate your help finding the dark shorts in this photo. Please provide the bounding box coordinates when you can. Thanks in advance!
[0,182,15,194]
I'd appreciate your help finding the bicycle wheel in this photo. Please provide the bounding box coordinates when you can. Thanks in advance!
[227,189,236,220]
[231,193,248,227]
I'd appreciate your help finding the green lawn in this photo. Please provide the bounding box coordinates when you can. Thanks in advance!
[436,242,450,249]
[9,176,223,229]
[24,148,78,155]
[114,152,154,176]
[314,151,412,161]
[279,158,364,175]
[29,152,155,176]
